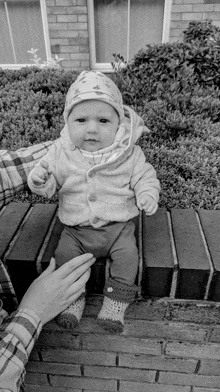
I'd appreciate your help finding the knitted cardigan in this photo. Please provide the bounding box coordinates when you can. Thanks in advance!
[28,106,160,228]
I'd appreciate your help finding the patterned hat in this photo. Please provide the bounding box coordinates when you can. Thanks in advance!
[64,70,124,122]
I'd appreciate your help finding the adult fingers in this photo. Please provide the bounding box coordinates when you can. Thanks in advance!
[54,253,95,279]
[64,257,95,285]
[66,269,91,301]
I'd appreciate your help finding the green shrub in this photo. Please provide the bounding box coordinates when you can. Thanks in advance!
[1,24,220,210]
[0,67,78,149]
[139,117,220,209]
[183,20,220,44]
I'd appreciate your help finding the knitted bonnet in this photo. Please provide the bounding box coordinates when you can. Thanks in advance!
[63,70,124,122]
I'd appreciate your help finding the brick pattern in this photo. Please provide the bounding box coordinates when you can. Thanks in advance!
[170,0,220,42]
[45,1,220,70]
[24,297,220,392]
[2,203,220,390]
[45,0,89,71]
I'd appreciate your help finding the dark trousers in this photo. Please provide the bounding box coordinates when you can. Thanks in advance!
[55,220,139,286]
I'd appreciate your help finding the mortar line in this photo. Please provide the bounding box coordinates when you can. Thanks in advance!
[0,204,6,216]
[35,208,58,274]
[195,211,214,300]
[167,210,179,299]
[137,211,143,299]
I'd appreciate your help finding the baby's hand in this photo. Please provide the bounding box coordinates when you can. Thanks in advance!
[31,160,50,186]
[139,194,158,216]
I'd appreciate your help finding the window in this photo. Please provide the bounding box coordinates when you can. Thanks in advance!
[88,0,172,72]
[0,0,51,69]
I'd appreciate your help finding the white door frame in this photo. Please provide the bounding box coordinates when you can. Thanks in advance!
[87,0,172,72]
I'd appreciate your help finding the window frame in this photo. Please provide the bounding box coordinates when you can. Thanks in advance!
[87,0,172,72]
[0,0,51,69]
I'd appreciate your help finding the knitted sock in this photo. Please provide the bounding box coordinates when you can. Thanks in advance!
[56,293,85,329]
[97,278,137,333]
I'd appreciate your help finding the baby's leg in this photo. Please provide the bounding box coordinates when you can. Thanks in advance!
[98,220,138,333]
[55,225,84,267]
[55,226,86,329]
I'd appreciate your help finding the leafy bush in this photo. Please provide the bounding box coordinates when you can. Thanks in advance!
[0,67,78,149]
[139,116,220,209]
[183,20,220,44]
[112,21,220,209]
[1,21,220,210]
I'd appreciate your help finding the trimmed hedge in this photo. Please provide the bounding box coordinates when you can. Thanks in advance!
[0,67,78,149]
[0,22,220,209]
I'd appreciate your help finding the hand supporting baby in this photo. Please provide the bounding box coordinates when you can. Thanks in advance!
[139,194,158,216]
[31,160,51,186]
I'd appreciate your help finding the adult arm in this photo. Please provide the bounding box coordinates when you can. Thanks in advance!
[0,141,54,206]
[0,254,95,392]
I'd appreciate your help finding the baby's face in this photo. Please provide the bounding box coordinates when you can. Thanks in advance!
[67,100,119,152]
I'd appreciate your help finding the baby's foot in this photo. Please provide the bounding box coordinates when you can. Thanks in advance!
[56,293,85,329]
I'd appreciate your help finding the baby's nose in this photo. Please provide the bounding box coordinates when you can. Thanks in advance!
[88,120,97,132]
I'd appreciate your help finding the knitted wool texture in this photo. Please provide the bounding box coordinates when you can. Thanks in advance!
[64,70,124,122]
[56,293,85,329]
[97,278,137,333]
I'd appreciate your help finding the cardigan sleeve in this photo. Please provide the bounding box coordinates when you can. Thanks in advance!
[27,141,59,199]
[0,141,54,206]
[0,308,42,392]
[130,146,160,206]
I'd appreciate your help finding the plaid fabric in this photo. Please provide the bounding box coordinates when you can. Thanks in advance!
[0,308,42,392]
[0,259,15,297]
[0,262,42,391]
[0,142,50,390]
[0,141,54,206]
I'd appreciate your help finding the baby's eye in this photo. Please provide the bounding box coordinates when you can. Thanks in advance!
[100,118,108,123]
[76,118,85,123]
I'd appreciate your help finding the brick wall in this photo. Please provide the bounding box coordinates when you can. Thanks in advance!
[45,1,220,71]
[170,0,220,42]
[45,0,90,71]
[25,297,220,392]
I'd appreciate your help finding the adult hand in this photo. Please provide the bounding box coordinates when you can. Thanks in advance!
[18,253,95,325]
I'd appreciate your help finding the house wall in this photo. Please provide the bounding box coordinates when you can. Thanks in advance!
[170,0,220,42]
[45,1,220,71]
[45,0,90,71]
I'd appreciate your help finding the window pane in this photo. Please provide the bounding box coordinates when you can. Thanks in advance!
[0,0,47,64]
[130,0,164,58]
[0,3,14,63]
[94,0,165,63]
[94,0,128,63]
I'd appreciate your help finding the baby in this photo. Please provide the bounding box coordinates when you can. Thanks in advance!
[28,71,160,333]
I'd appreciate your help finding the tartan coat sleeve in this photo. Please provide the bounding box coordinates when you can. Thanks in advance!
[0,141,54,206]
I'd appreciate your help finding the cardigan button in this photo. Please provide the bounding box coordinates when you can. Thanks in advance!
[88,194,97,202]
[92,217,99,224]
[88,171,95,178]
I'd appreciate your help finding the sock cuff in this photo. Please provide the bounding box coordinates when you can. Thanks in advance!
[103,278,138,303]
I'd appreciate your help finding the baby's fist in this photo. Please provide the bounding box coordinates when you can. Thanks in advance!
[31,160,50,186]
[139,194,158,216]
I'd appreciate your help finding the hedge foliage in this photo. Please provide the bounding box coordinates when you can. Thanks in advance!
[0,67,78,149]
[0,21,220,209]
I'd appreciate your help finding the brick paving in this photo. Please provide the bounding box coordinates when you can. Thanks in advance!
[25,296,220,392]
[2,202,220,390]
